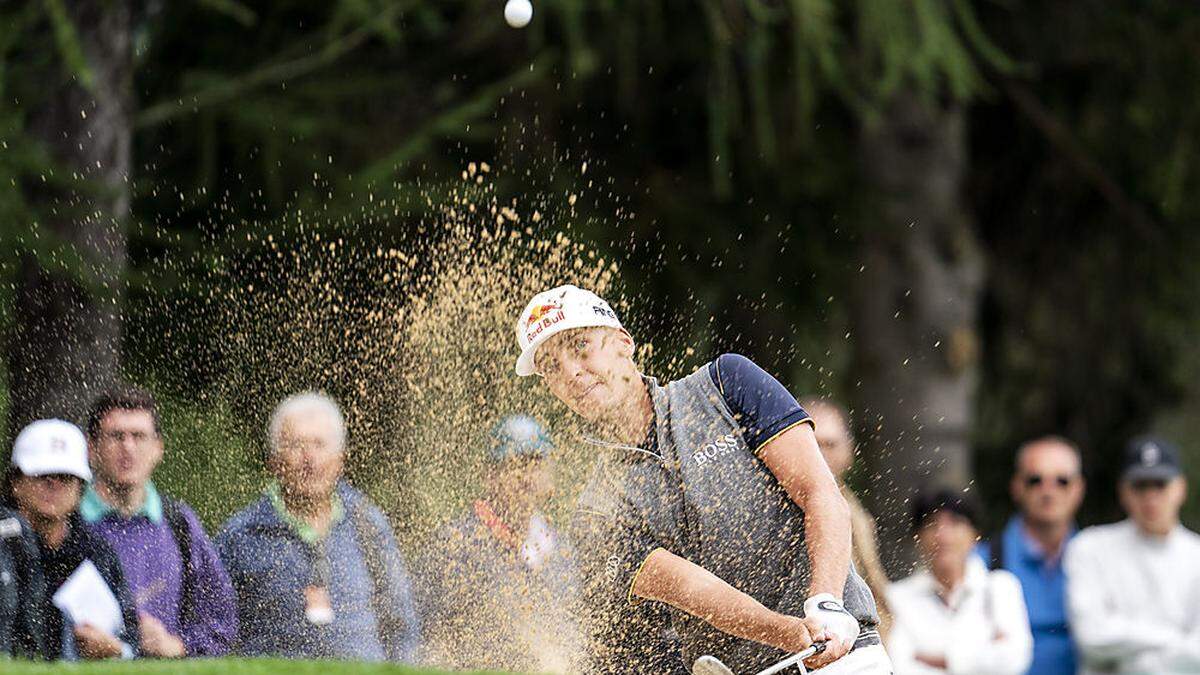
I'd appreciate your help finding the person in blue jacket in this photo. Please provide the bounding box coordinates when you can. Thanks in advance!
[217,391,420,662]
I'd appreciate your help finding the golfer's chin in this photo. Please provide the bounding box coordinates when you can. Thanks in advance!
[566,387,611,421]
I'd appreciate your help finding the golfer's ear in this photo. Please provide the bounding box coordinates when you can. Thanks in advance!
[614,328,636,357]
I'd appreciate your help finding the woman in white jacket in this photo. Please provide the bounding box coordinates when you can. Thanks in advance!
[886,489,1033,675]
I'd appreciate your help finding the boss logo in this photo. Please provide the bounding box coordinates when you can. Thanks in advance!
[692,433,742,466]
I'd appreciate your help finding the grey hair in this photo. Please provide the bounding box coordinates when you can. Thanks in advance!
[267,391,346,453]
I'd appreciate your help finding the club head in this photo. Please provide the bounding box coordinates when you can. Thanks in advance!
[693,654,735,675]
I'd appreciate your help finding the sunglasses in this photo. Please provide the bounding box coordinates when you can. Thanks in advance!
[1022,473,1076,489]
[1130,479,1169,492]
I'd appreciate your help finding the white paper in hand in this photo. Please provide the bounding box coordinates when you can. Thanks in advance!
[51,559,123,637]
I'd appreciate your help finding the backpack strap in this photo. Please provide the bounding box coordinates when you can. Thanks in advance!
[349,496,392,652]
[987,529,1006,571]
[161,496,198,630]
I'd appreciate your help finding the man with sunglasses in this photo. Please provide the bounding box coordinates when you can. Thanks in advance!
[978,436,1084,675]
[1065,436,1200,675]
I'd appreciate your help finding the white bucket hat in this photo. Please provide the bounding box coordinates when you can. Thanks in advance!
[11,419,92,482]
[514,284,623,376]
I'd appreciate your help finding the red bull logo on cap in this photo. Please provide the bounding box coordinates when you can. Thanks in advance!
[525,301,566,342]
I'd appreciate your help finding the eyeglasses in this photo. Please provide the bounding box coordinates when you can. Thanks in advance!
[99,429,154,444]
[1022,473,1076,489]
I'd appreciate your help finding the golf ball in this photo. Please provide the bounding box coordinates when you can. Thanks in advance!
[504,0,533,28]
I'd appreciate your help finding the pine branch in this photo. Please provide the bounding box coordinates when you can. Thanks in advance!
[1002,78,1163,245]
[135,7,399,129]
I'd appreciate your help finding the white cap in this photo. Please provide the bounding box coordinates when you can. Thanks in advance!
[514,284,623,376]
[11,419,91,482]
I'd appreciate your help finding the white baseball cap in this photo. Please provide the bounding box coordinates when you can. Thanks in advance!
[514,284,623,376]
[10,419,92,482]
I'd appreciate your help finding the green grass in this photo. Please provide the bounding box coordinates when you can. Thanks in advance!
[1,658,506,674]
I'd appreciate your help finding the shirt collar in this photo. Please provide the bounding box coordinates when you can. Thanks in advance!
[79,481,164,524]
[474,499,521,550]
[266,481,344,545]
[923,555,990,610]
[1009,515,1076,565]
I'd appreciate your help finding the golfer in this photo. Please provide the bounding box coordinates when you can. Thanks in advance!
[515,285,891,674]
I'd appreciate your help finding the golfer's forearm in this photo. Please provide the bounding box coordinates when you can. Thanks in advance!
[759,425,852,599]
[803,489,853,598]
[633,548,795,647]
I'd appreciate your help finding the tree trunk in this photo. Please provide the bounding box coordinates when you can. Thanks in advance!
[8,1,132,432]
[851,92,985,577]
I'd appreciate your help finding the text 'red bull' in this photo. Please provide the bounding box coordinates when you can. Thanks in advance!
[525,303,566,342]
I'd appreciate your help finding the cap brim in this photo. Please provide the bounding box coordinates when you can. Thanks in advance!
[489,442,553,463]
[13,456,91,482]
[1122,465,1181,482]
[515,345,539,377]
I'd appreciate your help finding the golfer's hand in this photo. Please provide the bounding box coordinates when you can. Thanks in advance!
[772,614,820,653]
[799,616,847,669]
[802,594,858,668]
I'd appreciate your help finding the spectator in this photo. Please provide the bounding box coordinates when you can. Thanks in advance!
[80,387,237,657]
[217,392,420,661]
[1065,436,1200,674]
[0,506,48,658]
[417,415,581,672]
[802,397,894,641]
[887,489,1033,675]
[978,436,1084,675]
[4,419,140,660]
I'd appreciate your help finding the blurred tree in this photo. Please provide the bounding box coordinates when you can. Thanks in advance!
[852,94,985,570]
[1,0,1197,541]
[2,1,132,432]
[969,1,1200,531]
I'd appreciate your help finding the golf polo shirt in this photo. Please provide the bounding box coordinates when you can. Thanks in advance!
[577,353,880,673]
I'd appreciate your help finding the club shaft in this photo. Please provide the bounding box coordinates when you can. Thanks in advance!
[756,644,820,675]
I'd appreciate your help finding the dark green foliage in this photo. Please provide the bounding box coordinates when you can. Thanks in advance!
[0,1,1196,530]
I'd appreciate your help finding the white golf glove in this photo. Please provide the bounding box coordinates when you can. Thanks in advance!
[804,594,860,647]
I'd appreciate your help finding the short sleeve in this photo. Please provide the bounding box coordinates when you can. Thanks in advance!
[707,353,812,454]
[611,505,663,606]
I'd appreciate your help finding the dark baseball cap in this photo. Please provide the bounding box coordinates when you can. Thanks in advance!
[488,414,554,463]
[1121,436,1183,482]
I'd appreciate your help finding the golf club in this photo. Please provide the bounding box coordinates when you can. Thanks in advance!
[693,641,828,675]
